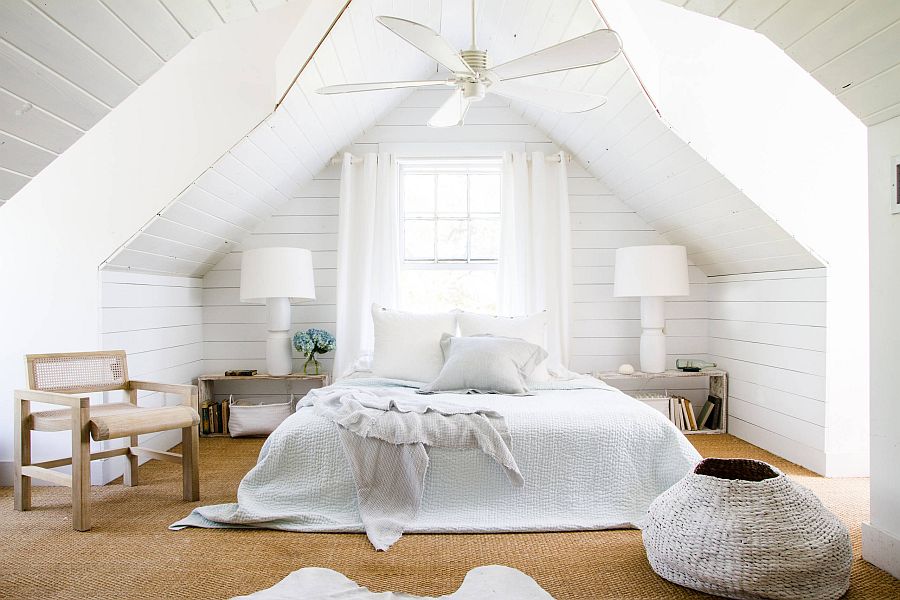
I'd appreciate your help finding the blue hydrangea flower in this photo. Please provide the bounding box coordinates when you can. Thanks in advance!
[293,328,335,355]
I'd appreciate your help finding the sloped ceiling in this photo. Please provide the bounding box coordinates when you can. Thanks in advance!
[103,0,828,278]
[104,0,438,276]
[513,75,822,275]
[0,0,292,205]
[662,0,900,126]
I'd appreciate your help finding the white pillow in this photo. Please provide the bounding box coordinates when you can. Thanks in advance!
[419,334,548,395]
[371,304,456,382]
[456,311,551,381]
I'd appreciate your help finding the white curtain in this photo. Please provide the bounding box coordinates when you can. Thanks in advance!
[498,151,572,368]
[333,152,400,379]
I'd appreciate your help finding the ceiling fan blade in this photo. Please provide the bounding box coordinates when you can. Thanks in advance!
[317,80,452,95]
[428,89,471,127]
[491,80,606,113]
[377,16,474,75]
[490,29,622,81]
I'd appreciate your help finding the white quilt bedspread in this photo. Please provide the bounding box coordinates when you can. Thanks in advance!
[172,378,700,535]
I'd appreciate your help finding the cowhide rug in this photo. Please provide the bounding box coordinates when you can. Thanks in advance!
[232,565,554,599]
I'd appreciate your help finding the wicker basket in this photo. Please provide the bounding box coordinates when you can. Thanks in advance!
[642,458,852,600]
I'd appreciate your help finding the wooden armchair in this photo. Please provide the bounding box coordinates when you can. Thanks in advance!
[13,350,200,531]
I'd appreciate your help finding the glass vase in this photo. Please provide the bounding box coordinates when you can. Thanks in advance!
[303,353,320,376]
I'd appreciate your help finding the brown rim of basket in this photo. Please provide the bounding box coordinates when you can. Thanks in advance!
[694,458,779,482]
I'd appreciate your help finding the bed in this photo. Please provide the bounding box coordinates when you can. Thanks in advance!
[172,376,701,537]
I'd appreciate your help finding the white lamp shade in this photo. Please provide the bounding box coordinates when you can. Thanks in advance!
[613,245,690,297]
[240,247,316,303]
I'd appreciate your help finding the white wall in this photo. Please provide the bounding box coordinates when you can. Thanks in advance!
[0,1,345,484]
[97,270,204,483]
[862,114,900,578]
[707,269,828,473]
[202,90,710,402]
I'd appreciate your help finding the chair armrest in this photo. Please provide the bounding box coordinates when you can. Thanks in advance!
[14,389,89,408]
[127,381,198,410]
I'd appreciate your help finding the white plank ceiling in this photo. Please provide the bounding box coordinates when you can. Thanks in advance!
[0,0,292,204]
[4,0,862,278]
[663,0,900,126]
[497,2,821,276]
[102,0,826,278]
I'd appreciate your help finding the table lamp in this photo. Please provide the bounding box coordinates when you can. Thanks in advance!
[240,247,316,376]
[613,245,689,373]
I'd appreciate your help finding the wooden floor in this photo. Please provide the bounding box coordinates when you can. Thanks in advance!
[0,434,897,599]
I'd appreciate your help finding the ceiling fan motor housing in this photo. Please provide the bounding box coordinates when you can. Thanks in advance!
[460,49,488,101]
[462,80,486,101]
[460,49,488,71]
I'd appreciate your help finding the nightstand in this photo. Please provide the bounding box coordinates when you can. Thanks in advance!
[594,369,728,434]
[197,373,329,436]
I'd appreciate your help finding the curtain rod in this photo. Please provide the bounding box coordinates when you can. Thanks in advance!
[330,153,572,166]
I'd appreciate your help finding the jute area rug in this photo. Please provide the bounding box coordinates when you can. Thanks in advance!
[0,434,897,599]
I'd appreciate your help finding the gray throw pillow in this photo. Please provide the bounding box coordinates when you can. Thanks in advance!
[419,334,549,395]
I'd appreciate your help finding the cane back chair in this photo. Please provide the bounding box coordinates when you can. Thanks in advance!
[13,350,200,531]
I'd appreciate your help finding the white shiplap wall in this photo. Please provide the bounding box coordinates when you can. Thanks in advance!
[98,269,204,481]
[707,268,828,472]
[100,271,203,385]
[202,91,710,397]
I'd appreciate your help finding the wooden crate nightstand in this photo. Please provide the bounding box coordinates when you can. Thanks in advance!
[594,369,728,434]
[197,373,329,436]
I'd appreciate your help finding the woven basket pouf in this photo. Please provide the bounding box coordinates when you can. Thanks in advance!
[642,458,851,600]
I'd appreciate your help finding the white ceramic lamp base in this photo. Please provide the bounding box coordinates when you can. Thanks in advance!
[639,296,667,373]
[266,297,293,376]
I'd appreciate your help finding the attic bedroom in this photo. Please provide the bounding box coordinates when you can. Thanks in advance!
[0,0,898,598]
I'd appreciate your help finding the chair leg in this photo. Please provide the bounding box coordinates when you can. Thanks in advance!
[182,425,199,502]
[123,434,138,487]
[71,404,91,532]
[13,395,32,511]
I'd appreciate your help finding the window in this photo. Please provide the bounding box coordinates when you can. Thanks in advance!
[399,158,502,313]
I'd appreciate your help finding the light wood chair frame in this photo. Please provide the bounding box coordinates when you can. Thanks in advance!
[13,350,200,531]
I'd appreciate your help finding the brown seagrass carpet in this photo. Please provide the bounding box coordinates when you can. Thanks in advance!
[0,434,897,599]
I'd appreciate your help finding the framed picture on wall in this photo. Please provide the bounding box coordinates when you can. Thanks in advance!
[893,154,900,215]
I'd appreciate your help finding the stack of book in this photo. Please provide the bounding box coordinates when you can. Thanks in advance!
[200,401,229,435]
[671,394,722,432]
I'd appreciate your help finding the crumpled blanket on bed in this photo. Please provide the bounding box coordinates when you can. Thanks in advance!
[171,377,701,545]
[308,386,523,550]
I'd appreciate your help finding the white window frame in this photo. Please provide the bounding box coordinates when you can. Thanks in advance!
[398,157,502,271]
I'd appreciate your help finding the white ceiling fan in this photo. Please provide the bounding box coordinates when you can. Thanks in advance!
[316,0,622,127]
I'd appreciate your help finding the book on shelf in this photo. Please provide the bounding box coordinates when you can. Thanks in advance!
[708,394,723,430]
[221,400,229,435]
[679,397,690,430]
[200,403,210,434]
[683,398,698,431]
[671,396,683,430]
[696,397,715,429]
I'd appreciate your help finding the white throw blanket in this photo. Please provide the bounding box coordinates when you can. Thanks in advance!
[171,378,701,545]
[307,387,523,550]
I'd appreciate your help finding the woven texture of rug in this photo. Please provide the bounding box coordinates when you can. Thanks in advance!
[0,434,897,599]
